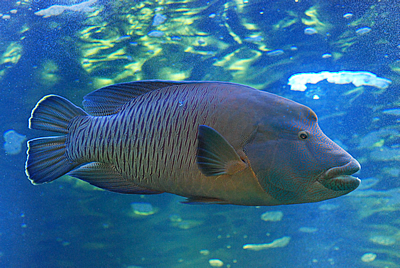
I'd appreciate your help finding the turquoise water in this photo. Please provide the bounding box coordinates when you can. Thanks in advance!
[1,0,400,267]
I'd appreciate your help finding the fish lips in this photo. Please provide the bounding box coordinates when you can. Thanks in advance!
[317,159,361,192]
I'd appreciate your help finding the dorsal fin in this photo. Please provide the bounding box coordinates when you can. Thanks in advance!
[82,80,189,116]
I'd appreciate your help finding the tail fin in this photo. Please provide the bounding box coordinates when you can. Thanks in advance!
[26,95,88,184]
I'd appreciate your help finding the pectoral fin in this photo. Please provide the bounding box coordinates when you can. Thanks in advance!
[196,125,247,176]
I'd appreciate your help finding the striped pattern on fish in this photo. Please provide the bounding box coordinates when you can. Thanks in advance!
[68,84,227,194]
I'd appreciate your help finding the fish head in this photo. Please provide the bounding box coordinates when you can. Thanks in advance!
[244,97,360,205]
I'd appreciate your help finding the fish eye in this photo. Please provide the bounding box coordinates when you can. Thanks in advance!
[298,131,309,140]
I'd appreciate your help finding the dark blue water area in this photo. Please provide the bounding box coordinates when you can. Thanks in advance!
[1,0,400,267]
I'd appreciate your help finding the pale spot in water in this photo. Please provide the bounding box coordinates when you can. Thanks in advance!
[383,109,400,116]
[209,259,224,267]
[169,214,182,222]
[34,0,97,18]
[148,30,164,37]
[266,49,284,56]
[298,227,318,233]
[244,36,263,42]
[130,202,155,216]
[369,235,396,246]
[260,211,283,222]
[3,130,26,155]
[152,14,167,26]
[318,203,339,210]
[243,236,291,251]
[361,253,377,262]
[199,249,210,256]
[356,27,371,35]
[304,27,317,35]
[343,13,353,19]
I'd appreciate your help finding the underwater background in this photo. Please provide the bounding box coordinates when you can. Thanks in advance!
[1,0,400,267]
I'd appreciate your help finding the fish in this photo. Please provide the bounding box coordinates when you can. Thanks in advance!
[25,80,361,206]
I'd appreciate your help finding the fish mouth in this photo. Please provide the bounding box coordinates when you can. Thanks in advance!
[317,159,361,192]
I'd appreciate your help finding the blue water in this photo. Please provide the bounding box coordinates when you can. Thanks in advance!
[1,0,399,267]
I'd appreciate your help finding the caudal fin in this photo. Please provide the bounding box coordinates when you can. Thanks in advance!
[26,95,88,184]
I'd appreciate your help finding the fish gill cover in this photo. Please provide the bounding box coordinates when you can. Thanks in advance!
[1,0,400,267]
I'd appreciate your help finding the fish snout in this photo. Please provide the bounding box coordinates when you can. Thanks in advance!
[318,158,361,192]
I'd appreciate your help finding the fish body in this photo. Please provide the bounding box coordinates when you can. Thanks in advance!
[26,81,360,205]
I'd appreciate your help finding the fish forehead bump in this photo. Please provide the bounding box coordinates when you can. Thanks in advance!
[283,101,318,127]
[257,91,317,119]
[252,94,319,138]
